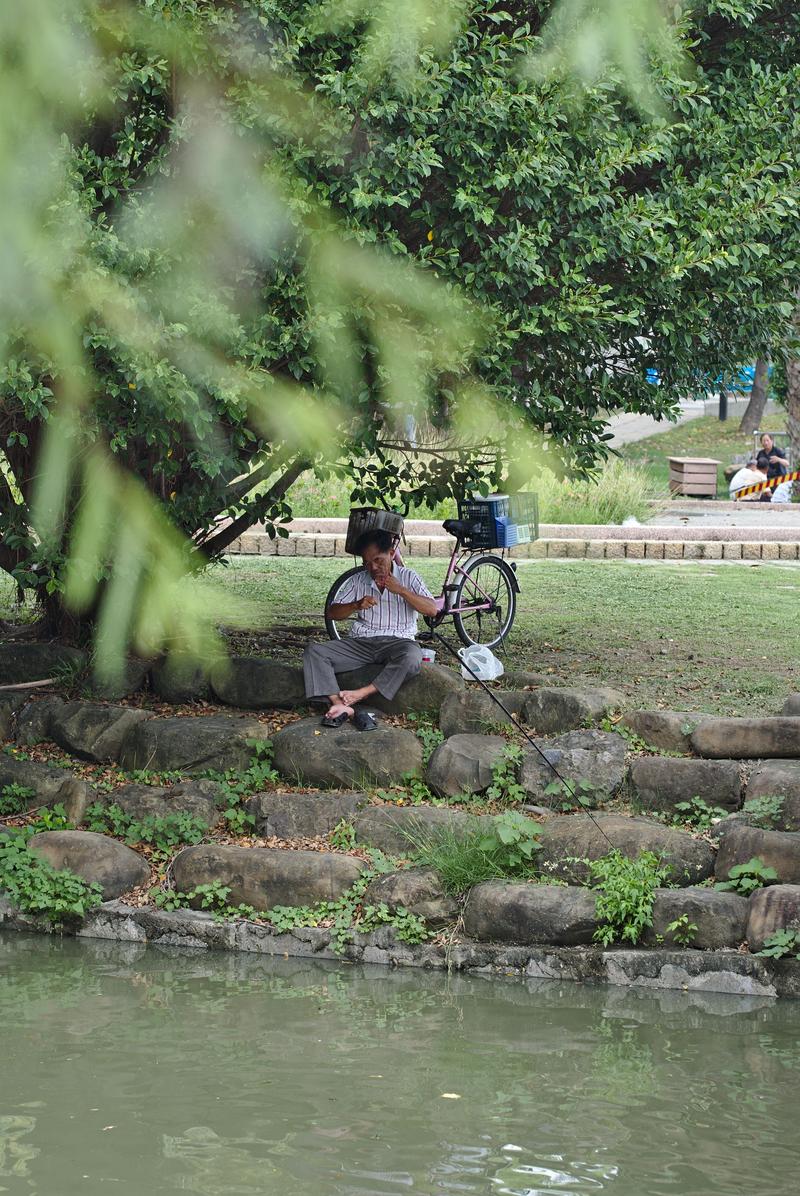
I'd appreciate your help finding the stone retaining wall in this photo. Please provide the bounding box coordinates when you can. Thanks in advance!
[2,896,798,999]
[228,531,800,562]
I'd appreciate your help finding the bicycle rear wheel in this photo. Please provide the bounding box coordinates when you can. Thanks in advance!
[324,567,362,641]
[451,554,516,649]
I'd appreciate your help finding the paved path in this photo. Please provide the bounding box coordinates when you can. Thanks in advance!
[604,397,751,447]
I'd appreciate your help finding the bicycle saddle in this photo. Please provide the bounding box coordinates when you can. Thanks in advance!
[442,518,477,540]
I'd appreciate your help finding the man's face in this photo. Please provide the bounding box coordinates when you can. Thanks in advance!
[362,543,393,585]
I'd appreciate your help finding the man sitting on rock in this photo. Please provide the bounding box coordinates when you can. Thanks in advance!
[304,529,438,728]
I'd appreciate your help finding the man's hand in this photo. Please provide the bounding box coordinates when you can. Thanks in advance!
[357,595,378,610]
[380,572,405,594]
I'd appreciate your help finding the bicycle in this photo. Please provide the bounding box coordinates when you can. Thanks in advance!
[324,515,521,649]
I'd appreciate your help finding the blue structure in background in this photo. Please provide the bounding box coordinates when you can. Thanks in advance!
[645,364,767,393]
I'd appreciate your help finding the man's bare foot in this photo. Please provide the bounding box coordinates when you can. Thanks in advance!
[338,686,375,707]
[326,702,354,720]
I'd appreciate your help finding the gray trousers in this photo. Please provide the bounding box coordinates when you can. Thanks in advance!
[303,636,422,702]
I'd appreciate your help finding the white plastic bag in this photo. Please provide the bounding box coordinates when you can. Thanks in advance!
[457,644,504,681]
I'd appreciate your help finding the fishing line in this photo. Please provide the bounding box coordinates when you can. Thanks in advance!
[427,629,618,850]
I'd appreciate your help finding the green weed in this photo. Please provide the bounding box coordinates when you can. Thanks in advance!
[486,746,526,806]
[84,802,208,856]
[0,831,103,925]
[0,783,36,816]
[406,714,444,765]
[755,929,800,960]
[671,797,728,832]
[715,857,778,896]
[665,913,698,947]
[589,849,668,947]
[405,812,541,895]
[742,794,785,830]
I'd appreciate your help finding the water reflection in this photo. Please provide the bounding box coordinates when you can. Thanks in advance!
[1,934,798,1195]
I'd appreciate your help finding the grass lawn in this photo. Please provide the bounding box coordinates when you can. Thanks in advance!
[622,412,788,495]
[212,555,800,717]
[4,554,797,717]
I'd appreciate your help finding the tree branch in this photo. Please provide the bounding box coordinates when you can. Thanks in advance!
[195,456,311,560]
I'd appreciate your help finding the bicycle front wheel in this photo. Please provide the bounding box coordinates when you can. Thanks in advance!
[452,554,516,649]
[324,567,362,641]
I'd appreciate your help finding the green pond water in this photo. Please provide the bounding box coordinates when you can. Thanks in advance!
[1,934,798,1196]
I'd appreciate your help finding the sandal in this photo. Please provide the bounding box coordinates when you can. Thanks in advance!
[321,709,351,728]
[353,709,378,732]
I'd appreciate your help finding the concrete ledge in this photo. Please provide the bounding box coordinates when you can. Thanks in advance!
[227,532,800,562]
[3,898,799,999]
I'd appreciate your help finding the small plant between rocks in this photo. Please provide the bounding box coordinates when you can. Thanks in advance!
[486,746,526,806]
[0,830,103,926]
[84,803,209,858]
[0,783,36,817]
[665,914,698,947]
[588,850,668,947]
[671,797,728,832]
[715,857,778,896]
[741,794,785,829]
[405,813,542,895]
[406,714,444,765]
[756,929,800,960]
[544,777,598,811]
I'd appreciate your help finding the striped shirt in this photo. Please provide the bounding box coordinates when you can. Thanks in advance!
[334,565,433,640]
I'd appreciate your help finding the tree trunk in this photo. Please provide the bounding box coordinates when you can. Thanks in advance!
[738,356,770,433]
[785,326,800,502]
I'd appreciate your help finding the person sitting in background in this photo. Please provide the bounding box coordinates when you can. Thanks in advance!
[771,479,794,504]
[729,460,769,501]
[756,433,789,481]
[303,528,438,728]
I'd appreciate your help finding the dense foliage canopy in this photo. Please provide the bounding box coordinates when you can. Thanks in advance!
[1,0,799,653]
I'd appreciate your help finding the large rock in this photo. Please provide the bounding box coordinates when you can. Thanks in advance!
[0,753,90,822]
[364,866,458,929]
[425,734,507,798]
[244,790,368,839]
[353,806,493,856]
[104,780,222,826]
[646,887,748,949]
[87,659,149,702]
[28,830,150,899]
[15,696,64,745]
[500,668,552,689]
[150,657,210,704]
[781,694,800,718]
[209,657,305,710]
[171,844,364,909]
[538,813,716,886]
[271,717,422,788]
[439,689,525,738]
[691,718,800,759]
[335,662,463,715]
[0,699,16,741]
[117,714,272,774]
[48,700,153,763]
[745,761,800,830]
[521,687,623,734]
[747,885,800,951]
[463,882,598,945]
[715,822,800,885]
[0,642,85,684]
[629,757,742,815]
[520,730,627,804]
[622,710,710,753]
